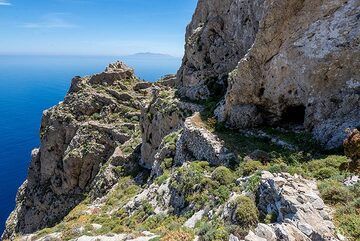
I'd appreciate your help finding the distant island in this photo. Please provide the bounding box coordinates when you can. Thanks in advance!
[124,52,180,59]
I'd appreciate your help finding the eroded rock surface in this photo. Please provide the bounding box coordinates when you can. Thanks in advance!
[175,113,235,166]
[177,0,265,100]
[179,0,360,148]
[140,87,203,169]
[241,171,341,241]
[3,62,150,239]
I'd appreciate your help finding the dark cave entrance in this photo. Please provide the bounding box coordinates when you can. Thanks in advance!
[281,105,306,125]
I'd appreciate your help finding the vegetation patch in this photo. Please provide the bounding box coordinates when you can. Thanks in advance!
[232,196,259,228]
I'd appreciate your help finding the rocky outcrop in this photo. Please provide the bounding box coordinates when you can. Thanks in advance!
[177,0,265,100]
[140,88,185,169]
[241,171,341,241]
[175,113,235,166]
[179,0,360,148]
[140,87,203,169]
[219,0,360,148]
[2,62,150,240]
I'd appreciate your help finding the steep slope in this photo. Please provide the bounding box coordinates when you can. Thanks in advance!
[178,0,360,148]
[177,0,265,100]
[2,62,153,240]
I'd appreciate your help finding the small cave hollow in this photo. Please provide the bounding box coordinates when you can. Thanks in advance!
[281,104,306,125]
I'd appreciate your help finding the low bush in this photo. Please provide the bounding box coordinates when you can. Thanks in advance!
[233,196,259,228]
[160,229,194,241]
[212,166,235,185]
[197,219,229,241]
[318,180,354,204]
[334,198,360,241]
[239,161,264,176]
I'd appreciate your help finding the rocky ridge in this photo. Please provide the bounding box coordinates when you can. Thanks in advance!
[2,62,152,240]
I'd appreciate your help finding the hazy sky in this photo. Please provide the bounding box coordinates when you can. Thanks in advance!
[0,0,197,57]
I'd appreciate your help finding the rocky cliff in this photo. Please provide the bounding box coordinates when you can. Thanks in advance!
[178,0,360,148]
[2,62,152,240]
[3,0,360,241]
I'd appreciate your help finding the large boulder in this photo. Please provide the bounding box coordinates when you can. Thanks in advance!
[344,128,360,161]
[140,87,203,169]
[343,128,360,173]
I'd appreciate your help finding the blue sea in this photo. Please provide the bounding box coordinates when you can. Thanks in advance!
[0,55,181,234]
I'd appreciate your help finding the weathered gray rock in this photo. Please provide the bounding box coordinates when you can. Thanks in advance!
[184,210,205,228]
[216,0,360,148]
[175,113,235,166]
[245,171,340,241]
[124,179,172,215]
[140,88,203,169]
[179,0,359,148]
[89,61,135,85]
[157,74,177,88]
[177,0,265,100]
[133,82,153,91]
[2,62,149,240]
[140,88,184,169]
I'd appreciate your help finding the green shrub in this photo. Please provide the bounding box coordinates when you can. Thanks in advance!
[161,158,174,170]
[240,161,264,176]
[171,162,232,210]
[164,131,181,146]
[91,113,101,120]
[334,198,360,240]
[318,180,354,204]
[197,219,229,241]
[210,185,232,204]
[155,172,170,185]
[313,167,339,180]
[141,214,185,233]
[306,156,348,176]
[267,163,288,174]
[233,196,259,227]
[212,166,235,185]
[264,212,278,224]
[245,173,261,192]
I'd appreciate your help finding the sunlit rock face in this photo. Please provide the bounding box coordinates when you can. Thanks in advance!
[179,0,360,148]
[2,62,150,239]
[177,0,266,100]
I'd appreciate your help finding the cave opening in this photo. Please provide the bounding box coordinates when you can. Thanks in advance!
[281,105,306,125]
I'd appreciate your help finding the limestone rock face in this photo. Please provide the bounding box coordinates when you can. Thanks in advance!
[220,0,360,148]
[175,113,235,166]
[177,0,265,100]
[242,171,340,241]
[2,62,149,239]
[140,88,185,169]
[180,0,360,148]
[140,87,203,169]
